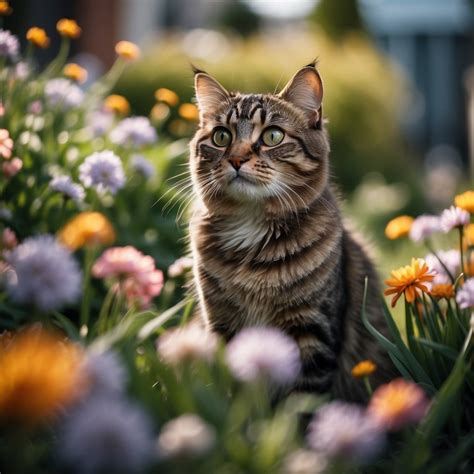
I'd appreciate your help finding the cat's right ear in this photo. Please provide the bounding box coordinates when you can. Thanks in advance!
[194,71,230,118]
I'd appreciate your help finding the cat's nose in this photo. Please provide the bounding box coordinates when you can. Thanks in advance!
[228,156,249,171]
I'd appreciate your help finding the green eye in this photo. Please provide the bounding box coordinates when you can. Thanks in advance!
[212,127,232,147]
[262,127,284,146]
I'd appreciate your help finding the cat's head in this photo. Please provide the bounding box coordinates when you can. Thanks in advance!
[189,63,330,216]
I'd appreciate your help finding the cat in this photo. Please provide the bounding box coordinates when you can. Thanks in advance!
[188,62,395,401]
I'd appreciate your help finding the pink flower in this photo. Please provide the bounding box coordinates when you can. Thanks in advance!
[2,227,17,250]
[409,215,441,242]
[0,129,13,159]
[2,157,22,178]
[440,206,470,233]
[168,256,193,278]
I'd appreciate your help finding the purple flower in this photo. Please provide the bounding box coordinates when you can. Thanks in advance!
[87,110,113,137]
[110,117,157,148]
[6,235,82,311]
[45,78,85,109]
[83,350,128,396]
[307,402,385,463]
[130,154,155,179]
[409,215,441,242]
[440,206,470,233]
[456,278,474,309]
[225,327,301,385]
[425,250,460,284]
[58,396,154,474]
[0,30,19,60]
[79,150,125,195]
[50,175,85,203]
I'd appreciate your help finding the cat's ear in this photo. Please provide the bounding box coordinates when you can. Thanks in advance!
[194,70,230,117]
[278,64,323,127]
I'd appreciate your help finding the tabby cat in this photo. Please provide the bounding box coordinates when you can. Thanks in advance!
[188,62,394,401]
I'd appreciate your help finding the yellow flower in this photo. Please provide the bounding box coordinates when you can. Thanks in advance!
[464,223,474,248]
[454,190,474,214]
[63,63,88,83]
[154,87,179,107]
[104,94,130,115]
[26,27,50,48]
[178,103,199,121]
[0,326,84,425]
[0,1,12,15]
[384,215,414,240]
[115,40,140,61]
[150,103,170,122]
[351,360,377,379]
[56,19,82,39]
[429,283,455,299]
[58,212,115,251]
[384,258,434,307]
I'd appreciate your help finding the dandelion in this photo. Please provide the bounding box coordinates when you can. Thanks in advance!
[6,235,82,311]
[384,258,435,307]
[454,190,474,213]
[79,150,125,194]
[384,215,413,240]
[178,103,199,121]
[0,2,12,15]
[409,215,441,242]
[58,396,154,474]
[2,227,17,250]
[83,350,128,396]
[425,250,460,284]
[440,206,470,233]
[56,19,81,39]
[226,327,301,385]
[104,94,130,115]
[58,212,115,251]
[0,29,19,60]
[2,157,22,178]
[115,40,140,60]
[368,378,429,431]
[0,128,13,158]
[110,116,157,148]
[307,402,385,462]
[155,88,179,106]
[50,175,85,203]
[63,63,88,83]
[0,326,84,425]
[430,283,455,299]
[351,360,377,379]
[456,278,474,309]
[168,256,193,278]
[45,78,85,109]
[26,27,50,48]
[130,154,155,179]
[157,323,219,365]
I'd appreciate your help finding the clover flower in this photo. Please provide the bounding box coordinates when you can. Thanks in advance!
[79,150,125,194]
[6,235,82,312]
[83,350,128,396]
[168,256,193,278]
[50,175,85,203]
[440,206,470,233]
[425,250,460,284]
[409,215,441,242]
[456,278,474,309]
[130,154,155,179]
[0,29,19,60]
[45,78,85,109]
[307,402,385,462]
[226,327,301,385]
[110,116,157,148]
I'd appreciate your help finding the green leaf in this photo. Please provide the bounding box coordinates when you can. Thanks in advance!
[416,338,458,362]
[52,312,80,341]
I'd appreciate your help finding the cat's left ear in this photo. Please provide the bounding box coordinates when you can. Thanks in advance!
[278,64,323,128]
[194,70,230,118]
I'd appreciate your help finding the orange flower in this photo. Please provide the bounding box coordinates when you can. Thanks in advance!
[63,63,88,83]
[26,27,50,48]
[0,1,12,15]
[429,283,455,299]
[0,326,84,425]
[56,19,81,39]
[104,94,130,115]
[384,215,414,240]
[115,40,140,61]
[154,87,179,106]
[150,103,170,122]
[58,212,115,251]
[454,190,474,214]
[384,258,434,307]
[464,223,474,248]
[351,360,377,379]
[178,103,199,121]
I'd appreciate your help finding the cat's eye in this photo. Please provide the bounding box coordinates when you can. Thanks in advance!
[262,127,284,147]
[212,127,232,147]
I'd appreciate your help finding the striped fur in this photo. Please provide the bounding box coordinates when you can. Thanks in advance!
[188,65,395,401]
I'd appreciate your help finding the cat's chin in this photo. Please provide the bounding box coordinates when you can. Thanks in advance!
[225,176,272,201]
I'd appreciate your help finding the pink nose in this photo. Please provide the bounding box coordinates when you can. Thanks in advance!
[228,156,248,171]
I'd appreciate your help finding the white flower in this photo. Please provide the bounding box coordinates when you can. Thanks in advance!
[440,206,470,233]
[45,78,85,109]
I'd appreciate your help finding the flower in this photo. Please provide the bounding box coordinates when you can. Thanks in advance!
[110,116,157,148]
[130,154,155,179]
[178,103,199,121]
[0,128,13,158]
[0,326,84,425]
[6,235,82,311]
[384,215,413,240]
[425,250,460,284]
[456,278,474,309]
[58,396,154,474]
[168,256,193,278]
[115,40,140,60]
[226,327,301,385]
[83,350,128,396]
[58,212,115,251]
[64,63,88,83]
[384,258,435,307]
[351,360,377,379]
[2,157,22,178]
[430,283,455,299]
[440,206,470,233]
[50,175,85,203]
[150,102,170,122]
[2,227,17,250]
[154,88,179,106]
[454,190,474,213]
[0,2,12,15]
[157,414,215,459]
[45,78,85,109]
[26,27,50,48]
[282,449,327,474]
[368,378,429,431]
[157,323,219,365]
[87,110,113,137]
[0,29,19,60]
[464,224,474,247]
[56,19,81,38]
[409,215,441,242]
[104,94,130,115]
[307,402,385,462]
[79,150,125,194]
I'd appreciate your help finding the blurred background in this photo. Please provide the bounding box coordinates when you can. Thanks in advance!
[5,0,474,269]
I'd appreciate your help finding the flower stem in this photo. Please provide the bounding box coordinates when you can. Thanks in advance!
[461,327,473,356]
[80,246,96,336]
[363,376,373,397]
[459,227,466,277]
